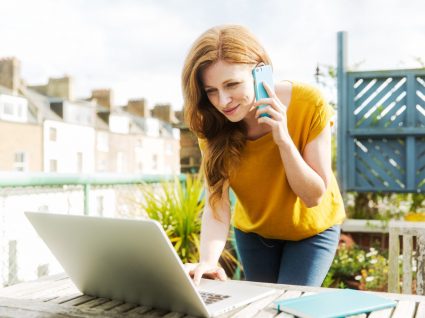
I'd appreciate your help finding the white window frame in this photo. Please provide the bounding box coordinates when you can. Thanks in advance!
[14,151,27,172]
[0,94,28,122]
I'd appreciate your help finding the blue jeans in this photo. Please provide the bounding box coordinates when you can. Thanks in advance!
[234,225,340,286]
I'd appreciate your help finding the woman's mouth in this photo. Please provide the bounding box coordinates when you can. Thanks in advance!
[223,105,239,116]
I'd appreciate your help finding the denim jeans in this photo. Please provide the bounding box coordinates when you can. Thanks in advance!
[234,225,340,286]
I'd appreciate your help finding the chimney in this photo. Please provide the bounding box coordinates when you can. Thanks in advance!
[0,57,21,93]
[91,89,113,109]
[126,99,150,117]
[152,103,176,123]
[47,76,74,100]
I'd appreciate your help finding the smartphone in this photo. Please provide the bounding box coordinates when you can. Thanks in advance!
[252,64,274,117]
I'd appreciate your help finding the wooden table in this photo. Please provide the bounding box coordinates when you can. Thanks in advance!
[0,273,424,317]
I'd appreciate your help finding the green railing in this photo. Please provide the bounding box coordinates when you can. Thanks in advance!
[0,172,185,215]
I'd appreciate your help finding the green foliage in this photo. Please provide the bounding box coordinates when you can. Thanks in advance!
[141,174,203,263]
[140,174,240,276]
[323,244,389,291]
[345,192,425,220]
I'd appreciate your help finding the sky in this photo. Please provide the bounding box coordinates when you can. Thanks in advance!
[1,0,424,110]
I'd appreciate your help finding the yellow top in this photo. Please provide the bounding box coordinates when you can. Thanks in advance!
[200,82,345,241]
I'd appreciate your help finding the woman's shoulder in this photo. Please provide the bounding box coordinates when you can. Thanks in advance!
[279,81,325,106]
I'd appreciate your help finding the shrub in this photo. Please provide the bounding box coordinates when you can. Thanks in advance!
[323,244,389,291]
[140,174,240,276]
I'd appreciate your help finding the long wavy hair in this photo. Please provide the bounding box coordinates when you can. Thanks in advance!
[181,25,272,216]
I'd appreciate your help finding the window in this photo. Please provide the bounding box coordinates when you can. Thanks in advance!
[49,127,57,142]
[180,157,190,165]
[98,158,107,172]
[165,143,173,155]
[3,102,14,115]
[96,132,109,152]
[14,152,27,172]
[96,195,104,216]
[50,159,58,172]
[77,152,83,172]
[117,152,125,173]
[137,161,143,173]
[0,95,28,122]
[152,154,158,170]
[17,104,23,117]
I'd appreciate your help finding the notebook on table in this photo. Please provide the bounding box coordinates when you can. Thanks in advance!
[25,212,275,317]
[273,288,396,318]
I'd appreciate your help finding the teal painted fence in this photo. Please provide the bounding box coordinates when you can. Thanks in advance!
[337,32,425,193]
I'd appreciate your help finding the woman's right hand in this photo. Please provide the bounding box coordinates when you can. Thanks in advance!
[183,262,228,286]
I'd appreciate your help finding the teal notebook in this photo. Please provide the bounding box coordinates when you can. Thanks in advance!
[274,289,396,318]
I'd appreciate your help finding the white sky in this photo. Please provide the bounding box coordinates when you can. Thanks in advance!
[1,0,424,110]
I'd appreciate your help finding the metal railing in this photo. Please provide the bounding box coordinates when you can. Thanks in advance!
[0,172,183,287]
[0,172,184,214]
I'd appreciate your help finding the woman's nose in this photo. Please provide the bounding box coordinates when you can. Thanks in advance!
[218,91,232,107]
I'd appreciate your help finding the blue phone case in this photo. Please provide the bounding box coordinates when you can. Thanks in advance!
[252,65,274,117]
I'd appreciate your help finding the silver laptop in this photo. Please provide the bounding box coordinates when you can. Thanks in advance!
[25,212,275,317]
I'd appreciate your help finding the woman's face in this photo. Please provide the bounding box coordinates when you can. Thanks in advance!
[201,60,256,122]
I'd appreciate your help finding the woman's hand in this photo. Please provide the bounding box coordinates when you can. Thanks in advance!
[255,82,291,147]
[183,262,227,286]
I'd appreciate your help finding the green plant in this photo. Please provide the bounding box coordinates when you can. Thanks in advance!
[344,192,421,221]
[323,244,389,291]
[140,174,240,277]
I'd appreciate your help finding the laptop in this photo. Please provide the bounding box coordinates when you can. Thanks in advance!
[25,212,275,317]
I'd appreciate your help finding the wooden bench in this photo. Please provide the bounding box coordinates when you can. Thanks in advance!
[389,220,425,295]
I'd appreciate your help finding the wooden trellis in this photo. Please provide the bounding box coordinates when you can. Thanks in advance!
[337,32,425,193]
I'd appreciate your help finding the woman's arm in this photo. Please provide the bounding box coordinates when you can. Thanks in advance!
[185,182,231,285]
[277,124,332,207]
[256,83,332,207]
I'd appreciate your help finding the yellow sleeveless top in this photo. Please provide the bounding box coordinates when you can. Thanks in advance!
[200,82,345,240]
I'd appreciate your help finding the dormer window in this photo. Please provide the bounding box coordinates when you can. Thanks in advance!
[0,94,28,122]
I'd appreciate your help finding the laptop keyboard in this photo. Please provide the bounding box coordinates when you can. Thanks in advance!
[199,291,230,305]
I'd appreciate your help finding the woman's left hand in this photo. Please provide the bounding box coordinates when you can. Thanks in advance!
[255,82,291,147]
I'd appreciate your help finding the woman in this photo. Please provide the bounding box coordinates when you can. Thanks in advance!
[182,24,345,287]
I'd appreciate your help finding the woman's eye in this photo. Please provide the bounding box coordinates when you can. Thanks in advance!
[227,82,239,88]
[205,90,216,95]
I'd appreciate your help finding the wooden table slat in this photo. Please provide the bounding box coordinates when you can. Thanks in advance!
[0,296,129,318]
[92,299,125,311]
[106,302,139,314]
[415,302,425,318]
[414,302,425,318]
[368,307,395,318]
[49,292,84,304]
[1,275,425,318]
[228,290,283,318]
[391,300,417,318]
[78,297,112,309]
[130,308,169,317]
[125,305,154,315]
[161,312,186,318]
[65,295,97,306]
[347,314,367,318]
[275,309,295,318]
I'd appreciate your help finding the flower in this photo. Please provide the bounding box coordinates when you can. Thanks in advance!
[323,244,390,291]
